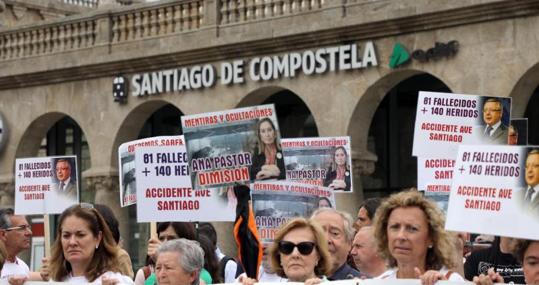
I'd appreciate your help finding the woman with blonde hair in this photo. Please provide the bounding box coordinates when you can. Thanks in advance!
[240,217,331,284]
[373,190,464,285]
[46,204,133,284]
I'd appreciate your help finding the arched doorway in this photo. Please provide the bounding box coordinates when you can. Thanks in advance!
[524,87,539,145]
[261,89,318,138]
[362,73,451,197]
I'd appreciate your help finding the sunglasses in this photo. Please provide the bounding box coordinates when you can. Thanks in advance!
[278,241,316,255]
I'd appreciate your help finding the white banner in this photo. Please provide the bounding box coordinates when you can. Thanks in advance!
[135,139,235,222]
[15,156,78,215]
[413,91,511,158]
[446,145,539,240]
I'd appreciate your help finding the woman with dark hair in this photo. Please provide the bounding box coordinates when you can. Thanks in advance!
[323,146,351,191]
[197,235,221,284]
[46,204,133,284]
[250,117,285,181]
[373,190,464,284]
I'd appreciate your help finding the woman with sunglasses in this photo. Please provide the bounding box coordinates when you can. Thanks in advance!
[373,190,464,285]
[268,217,331,282]
[46,204,133,284]
[240,218,331,285]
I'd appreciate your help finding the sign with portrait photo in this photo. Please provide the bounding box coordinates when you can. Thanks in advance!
[15,155,78,215]
[135,140,236,222]
[413,91,512,158]
[446,145,539,240]
[182,104,283,189]
[282,137,353,192]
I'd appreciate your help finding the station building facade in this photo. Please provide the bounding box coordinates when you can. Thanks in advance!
[0,0,538,268]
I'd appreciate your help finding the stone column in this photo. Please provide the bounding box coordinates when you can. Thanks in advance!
[84,174,130,251]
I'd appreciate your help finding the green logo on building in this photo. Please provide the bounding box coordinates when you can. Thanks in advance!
[389,43,410,69]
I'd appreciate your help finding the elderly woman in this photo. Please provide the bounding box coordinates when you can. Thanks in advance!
[250,117,285,181]
[47,204,133,284]
[323,146,350,191]
[270,217,331,282]
[155,239,204,285]
[474,239,539,285]
[135,222,198,285]
[373,190,464,285]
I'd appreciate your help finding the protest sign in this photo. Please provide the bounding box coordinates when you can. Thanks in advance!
[182,104,283,189]
[413,91,511,158]
[282,137,353,192]
[252,180,335,244]
[15,156,78,215]
[118,136,184,207]
[417,157,456,213]
[446,145,539,240]
[135,139,235,222]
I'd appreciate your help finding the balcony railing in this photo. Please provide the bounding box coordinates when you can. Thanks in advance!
[0,0,327,61]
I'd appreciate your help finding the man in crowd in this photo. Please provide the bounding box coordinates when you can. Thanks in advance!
[0,208,41,282]
[350,226,386,278]
[355,198,381,230]
[523,149,539,215]
[464,236,525,284]
[311,208,361,280]
[481,98,508,144]
[54,158,77,200]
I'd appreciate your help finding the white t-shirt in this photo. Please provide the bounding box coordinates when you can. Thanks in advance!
[61,271,134,284]
[0,257,30,280]
[376,267,464,281]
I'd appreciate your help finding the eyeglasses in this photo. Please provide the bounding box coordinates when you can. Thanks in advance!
[278,241,316,255]
[483,109,501,113]
[5,224,31,232]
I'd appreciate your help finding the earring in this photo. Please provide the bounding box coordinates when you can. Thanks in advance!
[428,244,433,249]
[95,244,99,249]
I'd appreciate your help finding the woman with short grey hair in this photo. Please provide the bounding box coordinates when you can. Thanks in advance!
[155,239,205,285]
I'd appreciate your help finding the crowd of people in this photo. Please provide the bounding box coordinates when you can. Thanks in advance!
[0,189,537,285]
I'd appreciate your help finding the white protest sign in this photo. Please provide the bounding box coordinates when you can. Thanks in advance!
[417,157,455,193]
[135,138,235,222]
[413,91,511,158]
[118,136,185,207]
[15,156,78,215]
[282,137,353,192]
[446,145,539,240]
